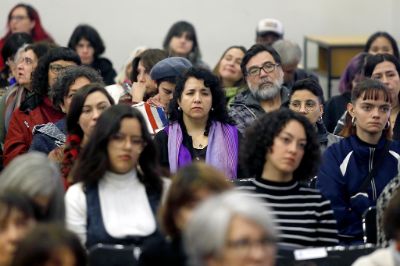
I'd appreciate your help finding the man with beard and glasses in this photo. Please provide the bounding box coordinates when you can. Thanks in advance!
[229,44,289,134]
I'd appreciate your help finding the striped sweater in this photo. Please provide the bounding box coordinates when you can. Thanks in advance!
[236,177,339,249]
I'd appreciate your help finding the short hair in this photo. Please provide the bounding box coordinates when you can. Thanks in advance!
[11,224,86,266]
[290,78,325,104]
[168,67,232,125]
[130,49,168,82]
[0,192,34,226]
[31,47,81,97]
[51,65,104,110]
[1,32,33,62]
[338,52,369,94]
[340,78,391,138]
[383,189,400,240]
[364,53,400,78]
[68,24,105,57]
[162,21,202,64]
[241,108,320,181]
[272,39,302,66]
[0,152,65,223]
[184,190,276,266]
[72,105,163,194]
[364,31,400,59]
[160,162,232,238]
[213,45,247,88]
[241,44,282,77]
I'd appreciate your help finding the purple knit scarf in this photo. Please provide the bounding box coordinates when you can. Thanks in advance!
[166,121,238,179]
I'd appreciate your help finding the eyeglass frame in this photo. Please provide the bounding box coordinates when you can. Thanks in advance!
[49,64,72,74]
[225,236,276,255]
[246,62,280,77]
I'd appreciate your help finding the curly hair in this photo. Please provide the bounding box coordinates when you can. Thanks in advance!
[168,67,232,126]
[61,83,114,184]
[71,105,163,194]
[240,108,320,181]
[31,47,81,97]
[51,65,104,111]
[68,24,105,58]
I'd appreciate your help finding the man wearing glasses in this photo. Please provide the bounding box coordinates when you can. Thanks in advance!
[229,44,289,134]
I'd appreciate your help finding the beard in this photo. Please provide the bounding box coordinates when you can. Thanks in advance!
[249,76,283,101]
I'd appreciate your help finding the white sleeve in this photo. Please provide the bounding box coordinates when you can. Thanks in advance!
[65,183,87,245]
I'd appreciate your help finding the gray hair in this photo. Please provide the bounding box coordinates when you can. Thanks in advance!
[272,39,302,66]
[184,190,276,266]
[0,152,65,223]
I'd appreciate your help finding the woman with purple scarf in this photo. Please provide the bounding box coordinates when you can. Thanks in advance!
[154,67,239,179]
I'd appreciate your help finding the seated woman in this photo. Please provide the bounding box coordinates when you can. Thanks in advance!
[317,79,400,245]
[288,78,341,153]
[184,191,277,266]
[0,152,65,223]
[11,224,86,266]
[238,108,339,249]
[364,31,399,59]
[29,66,103,158]
[154,67,239,179]
[139,162,232,266]
[65,105,170,249]
[68,24,116,85]
[61,83,114,187]
[0,192,36,266]
[212,46,246,107]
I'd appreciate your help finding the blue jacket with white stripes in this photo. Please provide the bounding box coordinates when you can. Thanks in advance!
[316,135,400,244]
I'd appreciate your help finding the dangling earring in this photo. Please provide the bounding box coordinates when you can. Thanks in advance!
[351,116,356,126]
[384,120,391,130]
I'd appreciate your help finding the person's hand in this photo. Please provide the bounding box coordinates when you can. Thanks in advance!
[131,82,147,103]
[48,146,65,163]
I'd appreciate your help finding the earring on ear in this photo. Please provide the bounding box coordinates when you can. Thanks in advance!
[351,116,356,126]
[178,106,181,111]
[384,120,391,130]
[211,107,214,111]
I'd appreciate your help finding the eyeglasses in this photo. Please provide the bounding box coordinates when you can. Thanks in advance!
[17,57,34,66]
[110,133,146,147]
[289,100,318,112]
[226,236,276,255]
[49,64,71,74]
[10,15,29,22]
[246,62,280,77]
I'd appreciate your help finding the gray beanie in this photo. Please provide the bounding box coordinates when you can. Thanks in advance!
[150,57,192,81]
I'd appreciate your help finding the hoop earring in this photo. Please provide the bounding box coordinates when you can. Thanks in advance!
[384,120,391,130]
[351,116,356,126]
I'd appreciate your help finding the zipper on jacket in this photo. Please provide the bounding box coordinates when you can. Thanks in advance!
[369,147,377,200]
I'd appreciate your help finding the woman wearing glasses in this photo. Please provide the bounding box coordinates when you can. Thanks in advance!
[65,105,169,248]
[154,67,239,179]
[3,47,80,165]
[317,79,400,245]
[288,78,341,153]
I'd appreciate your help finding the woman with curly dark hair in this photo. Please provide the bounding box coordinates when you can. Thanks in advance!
[61,83,114,188]
[3,47,80,166]
[154,67,239,179]
[237,108,339,249]
[65,105,169,249]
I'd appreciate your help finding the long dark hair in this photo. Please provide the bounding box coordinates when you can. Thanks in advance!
[61,83,114,182]
[168,67,232,125]
[364,31,400,59]
[72,105,163,194]
[162,21,202,65]
[68,24,105,58]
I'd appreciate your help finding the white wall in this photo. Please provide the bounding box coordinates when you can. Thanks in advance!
[1,0,397,73]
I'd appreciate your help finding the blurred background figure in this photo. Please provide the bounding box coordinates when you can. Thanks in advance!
[139,162,232,266]
[213,45,246,107]
[0,192,35,266]
[184,190,277,266]
[0,3,54,71]
[68,24,116,85]
[364,31,400,59]
[255,18,284,46]
[163,21,208,69]
[11,224,87,266]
